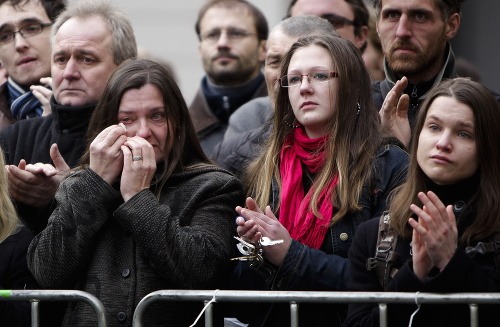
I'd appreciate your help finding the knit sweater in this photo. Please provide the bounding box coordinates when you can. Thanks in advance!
[27,166,244,327]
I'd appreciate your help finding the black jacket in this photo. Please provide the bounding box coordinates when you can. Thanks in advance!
[345,217,500,327]
[226,144,409,327]
[372,43,457,132]
[0,226,37,327]
[0,97,95,234]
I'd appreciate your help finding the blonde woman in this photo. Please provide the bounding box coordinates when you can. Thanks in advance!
[0,148,37,326]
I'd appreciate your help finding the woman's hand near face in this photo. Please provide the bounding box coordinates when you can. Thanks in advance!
[120,136,156,202]
[236,197,292,266]
[89,124,127,185]
[408,191,458,280]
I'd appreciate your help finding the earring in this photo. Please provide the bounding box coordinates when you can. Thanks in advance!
[356,102,361,116]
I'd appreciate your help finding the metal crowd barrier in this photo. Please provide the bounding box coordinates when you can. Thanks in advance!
[132,290,500,327]
[0,289,107,327]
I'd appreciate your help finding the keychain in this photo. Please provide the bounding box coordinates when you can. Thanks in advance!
[231,236,283,268]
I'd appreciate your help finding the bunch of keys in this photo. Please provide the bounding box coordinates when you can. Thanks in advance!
[231,235,284,268]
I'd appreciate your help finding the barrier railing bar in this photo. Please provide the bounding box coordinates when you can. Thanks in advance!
[204,299,212,327]
[470,303,478,327]
[0,290,107,327]
[379,303,387,327]
[290,301,298,327]
[132,290,500,327]
[31,300,39,327]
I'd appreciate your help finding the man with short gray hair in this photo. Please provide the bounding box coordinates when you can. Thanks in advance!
[0,0,137,235]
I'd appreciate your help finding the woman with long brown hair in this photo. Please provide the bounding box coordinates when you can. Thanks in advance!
[28,59,244,326]
[231,34,408,326]
[345,78,500,326]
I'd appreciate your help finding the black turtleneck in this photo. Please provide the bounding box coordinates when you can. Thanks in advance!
[424,173,480,232]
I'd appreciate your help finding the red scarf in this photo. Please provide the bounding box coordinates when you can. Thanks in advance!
[279,127,338,249]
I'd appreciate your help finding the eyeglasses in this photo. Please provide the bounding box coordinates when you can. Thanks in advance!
[280,70,339,87]
[0,22,52,45]
[321,13,357,29]
[199,28,256,43]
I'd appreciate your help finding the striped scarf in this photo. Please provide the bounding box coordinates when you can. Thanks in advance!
[7,78,44,119]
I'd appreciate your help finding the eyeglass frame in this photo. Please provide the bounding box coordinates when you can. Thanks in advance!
[0,22,53,46]
[320,13,358,29]
[199,27,256,43]
[279,70,339,88]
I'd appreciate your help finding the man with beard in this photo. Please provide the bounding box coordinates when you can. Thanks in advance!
[189,0,268,158]
[371,0,463,144]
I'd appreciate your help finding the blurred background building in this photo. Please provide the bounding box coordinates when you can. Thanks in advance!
[80,0,499,104]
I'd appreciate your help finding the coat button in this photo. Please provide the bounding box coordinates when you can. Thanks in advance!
[122,268,130,278]
[62,129,69,135]
[340,233,348,241]
[117,311,127,322]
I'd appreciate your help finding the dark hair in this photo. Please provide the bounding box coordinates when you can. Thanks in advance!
[0,0,67,21]
[345,0,369,48]
[370,0,465,20]
[81,59,212,194]
[389,77,500,244]
[195,0,268,41]
[286,0,369,51]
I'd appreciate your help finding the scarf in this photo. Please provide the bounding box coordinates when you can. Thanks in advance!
[7,78,44,119]
[202,73,265,123]
[279,127,338,249]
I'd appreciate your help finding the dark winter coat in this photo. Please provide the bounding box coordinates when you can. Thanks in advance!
[27,166,244,327]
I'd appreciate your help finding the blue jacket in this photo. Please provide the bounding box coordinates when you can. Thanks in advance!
[225,144,409,327]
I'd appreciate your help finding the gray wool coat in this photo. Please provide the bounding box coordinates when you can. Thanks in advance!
[27,166,244,327]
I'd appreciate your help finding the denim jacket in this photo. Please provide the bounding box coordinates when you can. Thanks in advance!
[226,144,409,327]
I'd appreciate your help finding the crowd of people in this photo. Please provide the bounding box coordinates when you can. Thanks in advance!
[0,0,499,326]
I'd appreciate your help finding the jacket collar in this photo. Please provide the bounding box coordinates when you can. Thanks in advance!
[382,42,457,101]
[50,96,96,133]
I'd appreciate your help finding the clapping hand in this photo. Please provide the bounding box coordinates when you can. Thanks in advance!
[379,76,411,148]
[6,143,70,207]
[408,191,458,281]
[236,197,292,266]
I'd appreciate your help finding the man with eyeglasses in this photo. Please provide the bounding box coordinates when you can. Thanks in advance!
[189,0,268,158]
[286,0,370,52]
[0,0,65,129]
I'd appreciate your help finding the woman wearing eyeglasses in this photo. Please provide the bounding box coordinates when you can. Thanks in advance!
[228,34,408,326]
